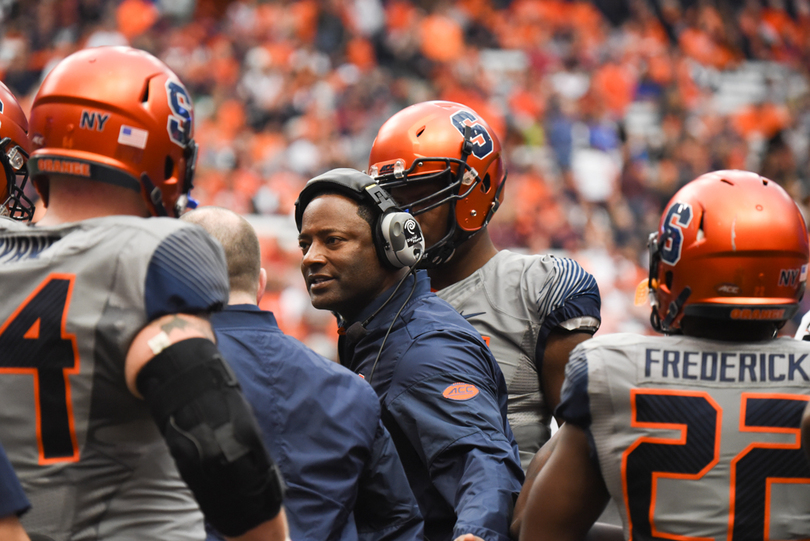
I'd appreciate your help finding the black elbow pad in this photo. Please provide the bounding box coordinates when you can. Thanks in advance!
[136,337,284,537]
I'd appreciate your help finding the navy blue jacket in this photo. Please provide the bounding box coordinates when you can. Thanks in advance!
[0,442,28,518]
[208,305,423,541]
[339,271,524,541]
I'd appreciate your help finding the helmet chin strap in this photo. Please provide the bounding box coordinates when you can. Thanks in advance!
[419,197,461,268]
[141,173,169,217]
[660,286,692,334]
[0,137,34,222]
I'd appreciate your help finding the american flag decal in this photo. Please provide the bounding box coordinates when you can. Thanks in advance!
[118,125,148,149]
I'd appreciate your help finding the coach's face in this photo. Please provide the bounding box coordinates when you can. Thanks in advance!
[298,193,392,322]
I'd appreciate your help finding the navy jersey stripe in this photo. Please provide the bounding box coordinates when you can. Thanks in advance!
[144,227,229,321]
[537,257,600,316]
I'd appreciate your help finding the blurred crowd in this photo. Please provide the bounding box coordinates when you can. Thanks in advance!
[3,0,810,356]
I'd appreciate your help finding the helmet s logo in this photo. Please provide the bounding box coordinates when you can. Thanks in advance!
[660,202,693,266]
[450,110,493,159]
[442,382,479,401]
[165,81,193,148]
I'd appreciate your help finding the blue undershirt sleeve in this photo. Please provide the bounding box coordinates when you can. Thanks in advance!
[555,345,591,429]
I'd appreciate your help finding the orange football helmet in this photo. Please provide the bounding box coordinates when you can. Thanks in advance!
[28,46,198,217]
[0,81,34,221]
[648,170,809,333]
[368,101,506,266]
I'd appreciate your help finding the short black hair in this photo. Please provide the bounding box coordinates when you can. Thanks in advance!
[307,187,377,232]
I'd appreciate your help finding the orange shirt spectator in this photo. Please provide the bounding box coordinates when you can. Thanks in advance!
[732,102,791,140]
[116,0,159,40]
[420,12,465,63]
[591,61,636,117]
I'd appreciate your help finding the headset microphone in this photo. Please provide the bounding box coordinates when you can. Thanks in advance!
[343,247,423,346]
[366,250,423,383]
[344,321,368,343]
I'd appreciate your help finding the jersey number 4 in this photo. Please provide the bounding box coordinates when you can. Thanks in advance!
[622,389,810,541]
[0,274,80,464]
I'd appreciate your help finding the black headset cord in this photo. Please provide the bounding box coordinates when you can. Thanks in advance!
[366,252,423,383]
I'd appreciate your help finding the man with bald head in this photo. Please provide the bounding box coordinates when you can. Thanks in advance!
[181,207,423,541]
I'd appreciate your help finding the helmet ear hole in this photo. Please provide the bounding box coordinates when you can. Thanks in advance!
[481,173,491,193]
[140,79,150,103]
[164,156,174,180]
[665,271,674,290]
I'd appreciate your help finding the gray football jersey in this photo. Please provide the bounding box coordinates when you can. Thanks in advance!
[436,250,600,468]
[0,216,229,541]
[560,333,810,540]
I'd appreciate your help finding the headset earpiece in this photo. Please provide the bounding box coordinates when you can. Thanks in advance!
[378,211,424,268]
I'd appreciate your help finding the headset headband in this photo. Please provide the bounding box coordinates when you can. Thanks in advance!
[295,168,382,231]
[295,168,425,269]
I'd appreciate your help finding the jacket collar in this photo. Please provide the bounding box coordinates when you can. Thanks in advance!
[344,270,430,331]
[210,304,280,329]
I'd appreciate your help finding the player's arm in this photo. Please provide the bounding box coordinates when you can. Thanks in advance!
[0,516,30,541]
[536,258,601,416]
[510,429,559,538]
[511,431,622,541]
[541,329,593,414]
[519,423,610,541]
[0,441,30,541]
[126,313,286,541]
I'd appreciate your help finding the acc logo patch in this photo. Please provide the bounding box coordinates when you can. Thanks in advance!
[442,382,479,401]
[715,283,740,295]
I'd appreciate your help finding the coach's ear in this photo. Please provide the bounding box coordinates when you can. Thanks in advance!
[257,268,267,305]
